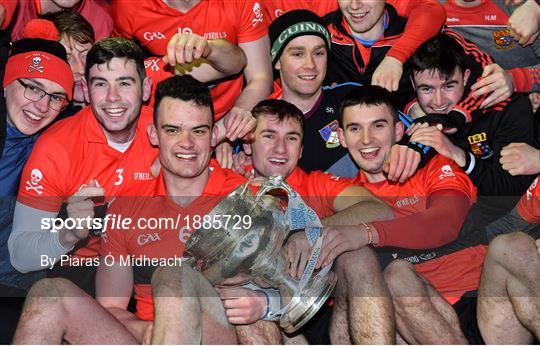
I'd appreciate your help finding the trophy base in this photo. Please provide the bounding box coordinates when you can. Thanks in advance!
[279,271,337,333]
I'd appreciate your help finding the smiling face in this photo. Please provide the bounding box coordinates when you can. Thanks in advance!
[149,97,216,180]
[338,0,386,40]
[87,57,151,143]
[412,67,470,115]
[338,102,403,183]
[250,113,303,179]
[276,35,327,99]
[5,78,65,135]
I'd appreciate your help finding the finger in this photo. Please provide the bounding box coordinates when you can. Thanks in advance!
[316,231,336,269]
[228,316,250,325]
[176,34,190,65]
[389,146,406,181]
[288,246,300,278]
[225,112,241,136]
[296,249,310,279]
[193,37,206,60]
[391,76,399,92]
[235,118,256,140]
[322,242,350,267]
[507,168,521,176]
[480,88,505,109]
[166,35,178,67]
[224,307,244,318]
[226,115,245,141]
[399,150,420,183]
[69,187,105,203]
[471,79,497,97]
[183,35,198,64]
[406,122,421,136]
[523,32,539,47]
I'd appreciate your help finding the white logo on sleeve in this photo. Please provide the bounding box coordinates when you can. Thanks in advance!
[439,165,455,180]
[252,2,263,27]
[25,168,44,195]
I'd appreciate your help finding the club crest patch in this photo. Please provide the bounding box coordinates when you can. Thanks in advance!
[493,29,514,50]
[319,120,340,148]
[468,132,493,159]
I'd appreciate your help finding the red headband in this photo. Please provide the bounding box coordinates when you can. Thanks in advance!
[4,51,74,100]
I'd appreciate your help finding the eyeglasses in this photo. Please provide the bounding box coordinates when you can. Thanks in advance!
[17,79,68,111]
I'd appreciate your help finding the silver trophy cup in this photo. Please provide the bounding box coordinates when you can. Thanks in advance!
[185,177,336,333]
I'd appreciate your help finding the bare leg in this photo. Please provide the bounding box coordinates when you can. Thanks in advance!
[330,247,395,344]
[478,232,540,344]
[13,278,137,344]
[151,265,237,344]
[282,332,308,344]
[383,260,467,344]
[236,320,282,344]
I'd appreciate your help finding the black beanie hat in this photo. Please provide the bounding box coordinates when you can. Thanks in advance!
[269,9,331,66]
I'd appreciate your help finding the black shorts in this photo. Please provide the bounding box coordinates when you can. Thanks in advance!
[453,290,485,345]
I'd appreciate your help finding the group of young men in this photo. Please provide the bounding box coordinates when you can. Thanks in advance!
[0,0,539,344]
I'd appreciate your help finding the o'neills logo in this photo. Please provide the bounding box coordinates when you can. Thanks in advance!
[271,21,330,60]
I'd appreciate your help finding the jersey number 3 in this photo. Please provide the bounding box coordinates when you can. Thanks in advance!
[114,168,124,186]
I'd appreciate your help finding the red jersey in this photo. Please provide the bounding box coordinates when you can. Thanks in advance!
[99,165,247,321]
[111,0,269,120]
[1,0,113,40]
[354,155,482,304]
[263,0,337,22]
[18,106,158,258]
[285,167,353,219]
[517,176,540,224]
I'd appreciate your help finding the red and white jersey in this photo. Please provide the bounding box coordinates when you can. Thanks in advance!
[354,155,481,304]
[112,0,269,120]
[99,165,246,321]
[353,155,477,218]
[517,176,540,224]
[18,106,158,258]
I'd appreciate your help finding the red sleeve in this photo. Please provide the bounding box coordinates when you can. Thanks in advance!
[0,0,17,30]
[385,0,446,63]
[372,189,470,249]
[444,29,495,123]
[236,0,269,44]
[110,0,135,38]
[510,66,539,93]
[517,176,540,224]
[312,172,353,212]
[17,137,68,212]
[422,156,477,200]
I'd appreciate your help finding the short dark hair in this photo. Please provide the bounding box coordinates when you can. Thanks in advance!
[410,33,467,81]
[85,37,146,82]
[41,10,95,46]
[339,85,398,125]
[153,75,214,126]
[252,99,304,134]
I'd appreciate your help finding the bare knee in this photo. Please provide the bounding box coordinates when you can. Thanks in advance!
[488,232,539,277]
[28,277,77,299]
[336,246,380,277]
[489,232,536,261]
[383,260,423,297]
